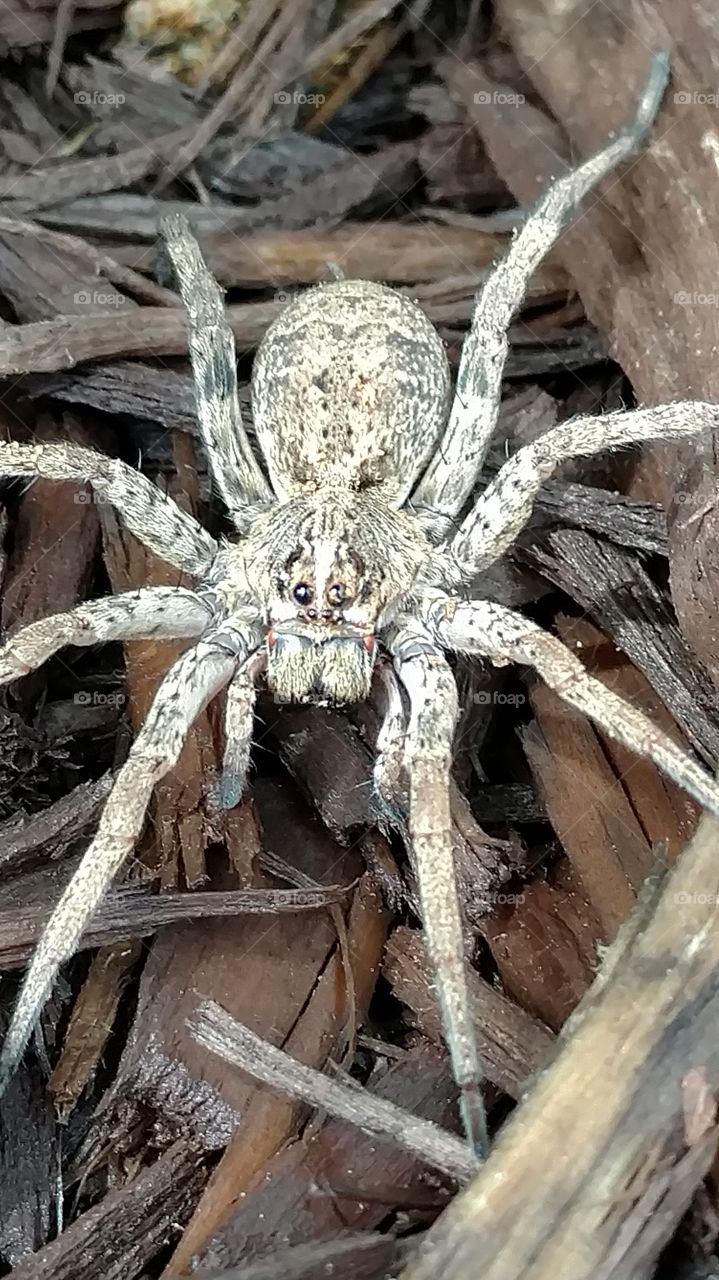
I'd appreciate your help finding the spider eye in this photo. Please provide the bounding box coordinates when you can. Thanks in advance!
[292,582,314,606]
[327,582,348,607]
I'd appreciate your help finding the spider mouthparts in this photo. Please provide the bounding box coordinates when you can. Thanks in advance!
[266,630,376,704]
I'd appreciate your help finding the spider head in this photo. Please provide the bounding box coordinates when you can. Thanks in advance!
[265,536,379,703]
[242,492,426,704]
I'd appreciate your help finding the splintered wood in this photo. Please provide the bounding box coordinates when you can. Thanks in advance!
[2,2,719,1279]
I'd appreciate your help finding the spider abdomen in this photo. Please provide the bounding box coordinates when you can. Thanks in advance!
[251,280,450,505]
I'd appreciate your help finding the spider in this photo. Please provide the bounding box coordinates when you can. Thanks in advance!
[0,51,717,1159]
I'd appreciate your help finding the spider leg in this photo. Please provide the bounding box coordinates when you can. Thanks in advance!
[212,649,266,810]
[435,401,719,584]
[0,441,216,576]
[159,215,274,530]
[425,595,719,818]
[411,51,669,532]
[0,631,242,1093]
[372,662,408,828]
[0,586,213,684]
[389,627,488,1160]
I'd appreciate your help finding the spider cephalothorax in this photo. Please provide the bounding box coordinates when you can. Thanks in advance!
[1,50,717,1160]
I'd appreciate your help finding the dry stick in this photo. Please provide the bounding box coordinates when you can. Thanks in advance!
[196,1234,401,1280]
[0,214,179,307]
[302,0,407,71]
[190,998,478,1183]
[0,127,193,207]
[160,0,313,188]
[0,884,348,969]
[194,0,279,95]
[0,301,280,375]
[175,0,407,178]
[399,802,719,1280]
[44,0,75,99]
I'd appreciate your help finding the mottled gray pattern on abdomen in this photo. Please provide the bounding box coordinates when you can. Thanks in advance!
[251,280,450,504]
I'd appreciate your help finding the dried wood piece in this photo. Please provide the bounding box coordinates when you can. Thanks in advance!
[100,433,232,890]
[112,221,559,287]
[306,5,421,135]
[184,1046,455,1275]
[384,927,554,1099]
[161,856,390,1273]
[0,1062,56,1266]
[63,56,199,145]
[521,609,699,944]
[47,938,142,1115]
[0,224,133,321]
[0,0,120,50]
[25,362,200,435]
[0,215,178,308]
[0,81,62,152]
[447,12,719,687]
[273,698,514,929]
[400,800,719,1280]
[0,882,345,970]
[479,880,597,1033]
[190,1000,476,1184]
[269,703,373,838]
[8,1140,206,1280]
[0,772,112,879]
[45,0,78,99]
[0,127,192,209]
[0,300,278,375]
[206,131,420,217]
[36,139,419,238]
[1,416,99,635]
[524,690,648,940]
[196,1233,402,1280]
[529,480,666,554]
[526,528,719,762]
[161,0,316,179]
[555,615,700,859]
[300,0,407,87]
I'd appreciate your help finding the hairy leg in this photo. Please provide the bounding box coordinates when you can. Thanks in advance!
[373,662,408,826]
[159,215,273,530]
[212,649,265,810]
[426,595,719,817]
[437,401,719,584]
[0,587,213,683]
[0,634,240,1092]
[0,441,216,576]
[411,51,669,532]
[390,628,487,1158]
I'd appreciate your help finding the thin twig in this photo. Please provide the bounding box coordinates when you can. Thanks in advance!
[190,998,478,1183]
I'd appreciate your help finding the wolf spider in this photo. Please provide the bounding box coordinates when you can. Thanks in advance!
[0,51,716,1157]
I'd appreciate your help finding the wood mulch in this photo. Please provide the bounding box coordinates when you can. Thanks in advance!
[2,3,719,1278]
